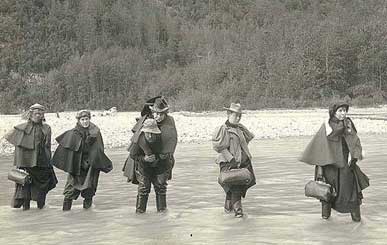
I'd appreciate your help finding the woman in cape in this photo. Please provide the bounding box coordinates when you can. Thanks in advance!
[300,102,369,222]
[5,103,57,210]
[52,110,113,211]
[212,103,256,217]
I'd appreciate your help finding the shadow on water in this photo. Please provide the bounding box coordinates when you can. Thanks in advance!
[1,135,387,244]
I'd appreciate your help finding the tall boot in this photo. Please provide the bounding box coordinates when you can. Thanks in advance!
[63,198,72,211]
[224,192,232,213]
[351,206,361,222]
[23,198,30,211]
[37,193,46,209]
[12,184,24,208]
[83,198,93,209]
[136,195,149,213]
[156,193,167,212]
[231,192,243,218]
[322,201,331,219]
[23,185,31,211]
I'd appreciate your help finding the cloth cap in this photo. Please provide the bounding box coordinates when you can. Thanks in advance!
[76,110,91,119]
[141,119,161,134]
[29,103,45,111]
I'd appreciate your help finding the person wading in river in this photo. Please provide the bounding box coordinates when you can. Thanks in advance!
[300,102,369,222]
[5,103,57,210]
[52,110,113,211]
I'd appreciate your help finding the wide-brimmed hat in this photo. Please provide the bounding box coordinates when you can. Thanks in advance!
[149,97,169,113]
[223,103,244,114]
[76,109,91,119]
[141,119,161,134]
[29,103,45,111]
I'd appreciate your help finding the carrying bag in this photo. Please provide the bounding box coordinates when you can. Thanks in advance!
[8,168,31,186]
[218,168,252,186]
[304,180,335,202]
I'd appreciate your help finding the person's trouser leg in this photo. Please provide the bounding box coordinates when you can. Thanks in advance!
[321,201,331,219]
[231,191,243,217]
[23,184,31,211]
[136,195,149,213]
[37,192,46,209]
[135,168,151,213]
[153,172,168,212]
[224,192,232,213]
[351,206,361,222]
[63,177,80,211]
[12,184,24,208]
[81,188,96,209]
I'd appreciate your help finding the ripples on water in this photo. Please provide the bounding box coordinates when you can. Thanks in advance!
[1,136,387,244]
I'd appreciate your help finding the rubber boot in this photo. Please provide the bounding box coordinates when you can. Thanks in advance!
[231,192,243,218]
[37,193,46,209]
[83,198,93,209]
[224,192,232,213]
[12,184,24,208]
[62,198,72,211]
[351,206,361,222]
[136,195,149,214]
[23,199,30,211]
[23,185,31,211]
[13,199,24,208]
[322,201,331,219]
[156,193,167,212]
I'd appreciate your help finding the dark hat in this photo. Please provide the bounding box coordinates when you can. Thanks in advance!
[329,102,349,118]
[223,103,244,114]
[76,109,91,119]
[149,97,169,113]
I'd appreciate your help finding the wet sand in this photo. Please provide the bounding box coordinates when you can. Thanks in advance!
[0,135,386,244]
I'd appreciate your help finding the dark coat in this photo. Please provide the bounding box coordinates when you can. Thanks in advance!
[300,113,369,213]
[52,123,113,175]
[5,121,51,168]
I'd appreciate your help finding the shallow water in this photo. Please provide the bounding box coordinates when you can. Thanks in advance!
[0,135,386,244]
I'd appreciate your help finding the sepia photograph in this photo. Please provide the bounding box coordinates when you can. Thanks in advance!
[1,0,387,244]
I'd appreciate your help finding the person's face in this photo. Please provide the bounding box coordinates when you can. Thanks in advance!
[30,110,44,123]
[152,111,166,123]
[79,117,90,128]
[227,111,241,124]
[334,106,347,121]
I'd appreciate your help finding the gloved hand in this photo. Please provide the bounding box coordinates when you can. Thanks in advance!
[159,153,169,160]
[229,158,238,169]
[144,154,156,163]
[316,166,324,181]
[348,158,357,169]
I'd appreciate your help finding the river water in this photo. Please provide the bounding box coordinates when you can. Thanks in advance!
[0,135,386,244]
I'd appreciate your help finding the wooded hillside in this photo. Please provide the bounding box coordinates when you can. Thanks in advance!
[1,0,387,113]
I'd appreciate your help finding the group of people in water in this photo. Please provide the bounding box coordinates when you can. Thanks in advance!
[5,96,368,222]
